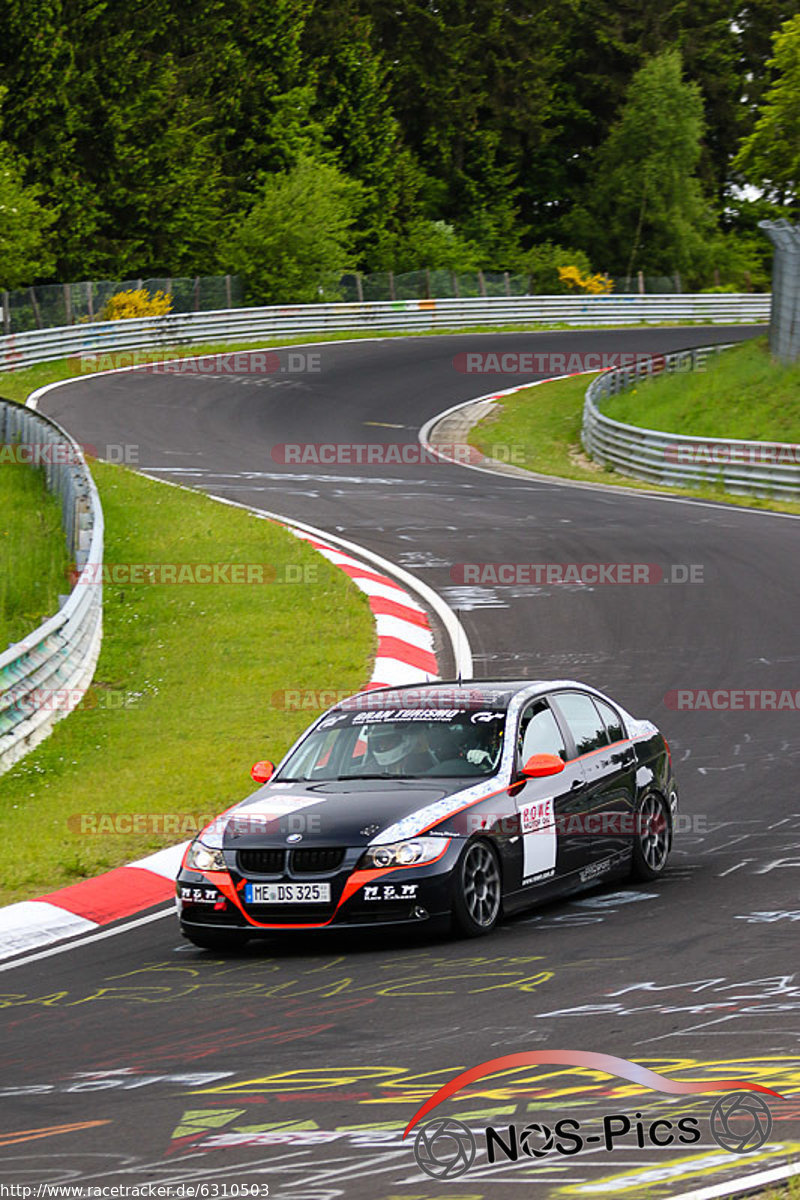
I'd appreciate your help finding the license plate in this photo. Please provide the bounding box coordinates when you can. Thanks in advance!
[245,882,331,904]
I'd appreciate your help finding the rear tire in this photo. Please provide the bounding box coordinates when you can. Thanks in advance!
[452,840,502,937]
[630,793,672,880]
[182,927,249,952]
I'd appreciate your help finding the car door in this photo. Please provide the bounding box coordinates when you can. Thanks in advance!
[550,690,637,873]
[510,697,587,892]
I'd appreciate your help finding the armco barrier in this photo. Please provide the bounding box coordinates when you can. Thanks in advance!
[0,401,103,773]
[582,345,800,499]
[0,294,769,373]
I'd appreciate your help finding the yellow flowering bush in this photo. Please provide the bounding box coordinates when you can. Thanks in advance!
[558,265,614,295]
[102,288,173,320]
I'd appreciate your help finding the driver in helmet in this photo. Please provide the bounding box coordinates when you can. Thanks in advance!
[362,722,436,776]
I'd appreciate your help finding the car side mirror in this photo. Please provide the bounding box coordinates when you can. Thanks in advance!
[251,760,275,784]
[521,753,565,778]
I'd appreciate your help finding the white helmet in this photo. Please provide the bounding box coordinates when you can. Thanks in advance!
[367,724,413,766]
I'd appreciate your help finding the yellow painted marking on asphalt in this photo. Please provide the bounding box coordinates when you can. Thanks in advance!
[170,1109,246,1138]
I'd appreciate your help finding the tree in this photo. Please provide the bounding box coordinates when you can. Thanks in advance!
[221,156,361,303]
[359,0,557,255]
[734,15,800,214]
[0,96,55,288]
[393,219,479,271]
[567,50,716,279]
[302,5,428,270]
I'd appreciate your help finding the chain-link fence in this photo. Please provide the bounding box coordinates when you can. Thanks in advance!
[339,269,710,302]
[1,275,244,335]
[2,263,763,335]
[759,220,800,364]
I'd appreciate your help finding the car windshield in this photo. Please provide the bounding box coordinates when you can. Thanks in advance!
[278,707,507,781]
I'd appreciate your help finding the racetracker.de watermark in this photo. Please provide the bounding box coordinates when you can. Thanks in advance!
[665,440,800,465]
[452,350,672,375]
[7,687,143,714]
[665,688,800,710]
[0,441,138,464]
[270,442,524,465]
[69,350,320,375]
[451,563,704,585]
[467,813,706,835]
[0,1186,268,1198]
[272,687,488,710]
[69,563,318,586]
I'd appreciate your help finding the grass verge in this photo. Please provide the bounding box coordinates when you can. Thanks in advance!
[0,462,374,905]
[604,337,800,441]
[757,1179,800,1199]
[0,460,71,649]
[468,369,800,516]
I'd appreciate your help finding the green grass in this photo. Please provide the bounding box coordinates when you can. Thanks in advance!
[0,461,374,905]
[0,459,71,649]
[758,1178,800,1199]
[468,365,800,516]
[603,337,800,441]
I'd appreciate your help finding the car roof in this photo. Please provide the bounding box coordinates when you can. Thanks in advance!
[336,679,606,712]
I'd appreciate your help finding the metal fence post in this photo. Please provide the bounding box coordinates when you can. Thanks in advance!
[759,220,800,363]
[29,287,43,329]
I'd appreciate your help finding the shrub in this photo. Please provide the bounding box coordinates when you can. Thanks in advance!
[102,288,173,320]
[558,265,614,294]
[517,242,596,294]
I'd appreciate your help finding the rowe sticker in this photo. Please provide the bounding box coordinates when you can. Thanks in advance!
[520,798,556,881]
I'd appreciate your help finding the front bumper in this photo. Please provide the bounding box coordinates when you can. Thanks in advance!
[176,839,461,936]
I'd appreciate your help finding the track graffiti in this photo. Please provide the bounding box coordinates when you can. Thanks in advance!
[0,953,556,1011]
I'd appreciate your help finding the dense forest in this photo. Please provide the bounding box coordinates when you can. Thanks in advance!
[0,0,798,300]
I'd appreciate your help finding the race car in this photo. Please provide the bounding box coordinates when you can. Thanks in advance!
[176,680,678,949]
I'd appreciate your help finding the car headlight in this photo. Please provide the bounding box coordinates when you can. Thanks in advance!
[359,837,448,870]
[185,840,226,872]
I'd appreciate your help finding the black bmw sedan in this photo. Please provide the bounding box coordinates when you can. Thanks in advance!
[176,680,678,949]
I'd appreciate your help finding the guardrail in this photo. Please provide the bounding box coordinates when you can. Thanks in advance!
[582,345,800,499]
[0,401,103,773]
[0,296,772,772]
[0,294,769,373]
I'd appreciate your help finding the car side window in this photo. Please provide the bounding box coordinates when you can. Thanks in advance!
[594,698,625,744]
[554,692,609,756]
[518,701,567,763]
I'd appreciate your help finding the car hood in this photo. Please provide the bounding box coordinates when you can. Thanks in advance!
[220,778,475,848]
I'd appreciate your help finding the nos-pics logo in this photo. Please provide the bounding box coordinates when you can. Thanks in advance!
[406,1051,783,1180]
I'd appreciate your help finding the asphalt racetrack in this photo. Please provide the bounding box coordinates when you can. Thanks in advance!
[6,325,800,1198]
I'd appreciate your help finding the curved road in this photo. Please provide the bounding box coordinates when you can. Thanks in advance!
[3,325,799,1199]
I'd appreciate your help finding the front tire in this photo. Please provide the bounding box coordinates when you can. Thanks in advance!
[631,792,672,880]
[452,840,502,937]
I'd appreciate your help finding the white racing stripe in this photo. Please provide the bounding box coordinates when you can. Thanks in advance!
[374,780,500,845]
